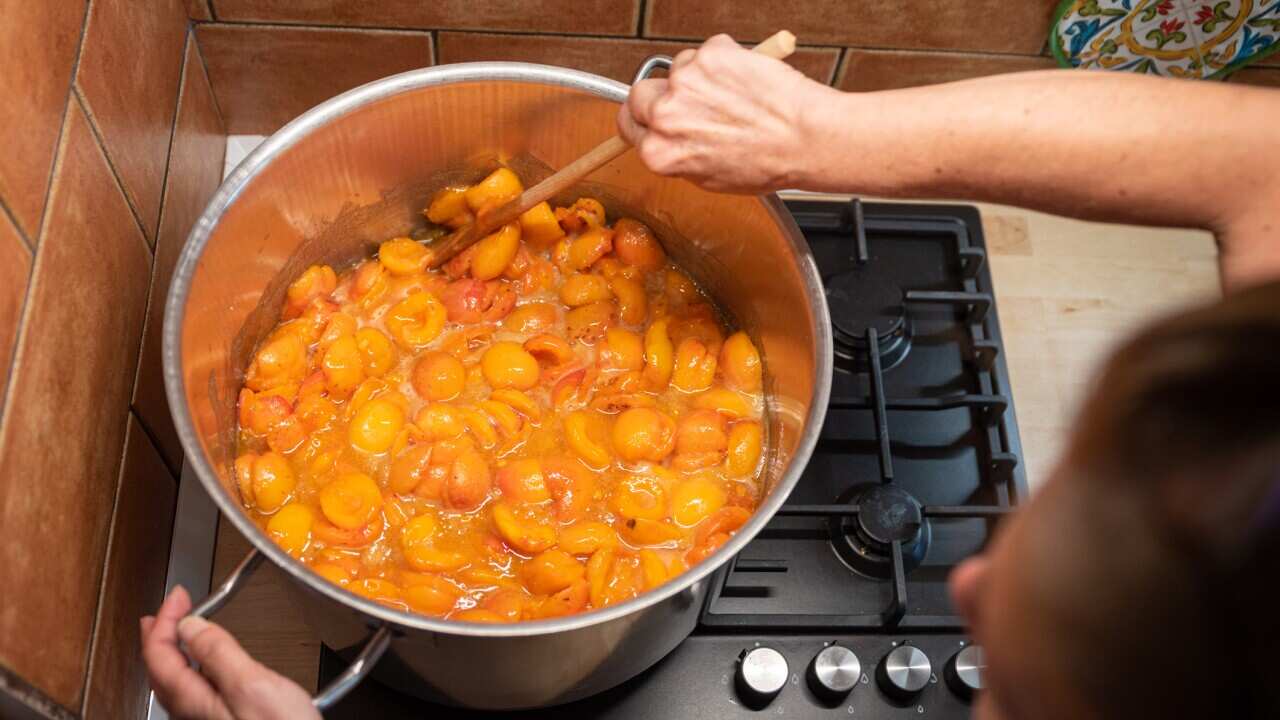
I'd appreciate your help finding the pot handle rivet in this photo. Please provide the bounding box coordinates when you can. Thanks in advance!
[187,549,393,710]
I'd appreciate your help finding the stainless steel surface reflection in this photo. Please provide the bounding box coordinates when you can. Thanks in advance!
[163,62,832,708]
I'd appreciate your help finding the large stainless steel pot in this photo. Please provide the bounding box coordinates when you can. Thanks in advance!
[164,61,832,710]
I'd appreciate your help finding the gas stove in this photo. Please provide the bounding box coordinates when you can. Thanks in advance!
[319,196,1027,718]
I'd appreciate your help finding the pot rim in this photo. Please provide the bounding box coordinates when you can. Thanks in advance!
[163,61,834,638]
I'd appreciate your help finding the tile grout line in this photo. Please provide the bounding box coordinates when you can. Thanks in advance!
[78,408,138,718]
[191,24,231,132]
[131,399,183,478]
[0,197,32,252]
[71,90,151,248]
[194,18,439,36]
[193,18,664,42]
[830,47,848,87]
[0,39,91,720]
[65,7,172,703]
[125,27,196,481]
[148,26,195,254]
[29,0,94,250]
[0,0,95,471]
[207,0,218,22]
[635,0,647,38]
[185,20,1052,59]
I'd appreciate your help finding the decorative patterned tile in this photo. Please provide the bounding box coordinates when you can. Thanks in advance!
[1053,0,1280,78]
[1195,0,1280,75]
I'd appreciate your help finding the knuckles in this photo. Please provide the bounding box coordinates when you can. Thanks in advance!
[637,137,675,173]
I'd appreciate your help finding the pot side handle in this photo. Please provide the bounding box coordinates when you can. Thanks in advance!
[189,549,393,711]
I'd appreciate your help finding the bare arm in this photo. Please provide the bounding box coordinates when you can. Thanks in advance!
[620,36,1280,289]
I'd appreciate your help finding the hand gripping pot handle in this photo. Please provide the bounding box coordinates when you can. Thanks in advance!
[188,549,393,711]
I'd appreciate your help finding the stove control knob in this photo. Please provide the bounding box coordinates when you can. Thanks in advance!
[877,645,931,701]
[736,646,789,708]
[808,645,861,701]
[945,645,984,701]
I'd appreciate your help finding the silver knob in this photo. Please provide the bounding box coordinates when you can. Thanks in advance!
[945,645,984,700]
[736,646,789,708]
[808,645,861,701]
[877,645,931,701]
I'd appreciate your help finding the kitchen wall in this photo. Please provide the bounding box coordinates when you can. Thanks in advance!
[191,1,1073,134]
[181,0,1280,135]
[0,1,224,718]
[0,1,1272,718]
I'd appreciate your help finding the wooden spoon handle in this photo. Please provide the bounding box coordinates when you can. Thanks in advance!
[472,135,633,241]
[427,30,797,268]
[751,29,798,60]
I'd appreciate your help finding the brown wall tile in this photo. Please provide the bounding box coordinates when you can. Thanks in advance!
[0,213,32,412]
[76,0,190,243]
[212,0,640,36]
[134,40,227,472]
[187,0,213,21]
[645,0,1059,54]
[0,99,151,710]
[82,414,177,720]
[0,1,85,239]
[1227,67,1280,87]
[836,48,1057,92]
[196,24,432,133]
[437,32,840,85]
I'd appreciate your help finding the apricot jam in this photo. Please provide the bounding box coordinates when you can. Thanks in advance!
[235,168,765,622]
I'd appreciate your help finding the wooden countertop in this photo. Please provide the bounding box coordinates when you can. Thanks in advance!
[207,202,1223,693]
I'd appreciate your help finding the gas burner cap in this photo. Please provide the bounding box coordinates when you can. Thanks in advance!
[829,483,931,580]
[825,270,911,372]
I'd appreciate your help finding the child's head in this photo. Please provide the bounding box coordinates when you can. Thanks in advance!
[949,279,1280,719]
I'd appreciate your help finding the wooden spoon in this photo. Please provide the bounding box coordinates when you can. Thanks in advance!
[426,30,798,268]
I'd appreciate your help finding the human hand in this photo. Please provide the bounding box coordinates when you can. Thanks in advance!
[141,586,320,720]
[617,34,836,193]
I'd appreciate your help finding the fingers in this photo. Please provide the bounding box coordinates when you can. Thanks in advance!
[142,587,234,720]
[671,48,696,71]
[703,33,740,50]
[179,614,322,720]
[616,104,648,147]
[626,78,667,129]
[142,587,321,720]
[177,615,265,701]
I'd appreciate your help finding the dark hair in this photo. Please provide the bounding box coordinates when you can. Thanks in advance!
[1064,279,1280,717]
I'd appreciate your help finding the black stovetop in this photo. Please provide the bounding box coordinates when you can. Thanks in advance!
[320,197,1027,718]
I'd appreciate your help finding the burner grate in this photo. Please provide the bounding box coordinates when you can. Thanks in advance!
[699,199,1022,632]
